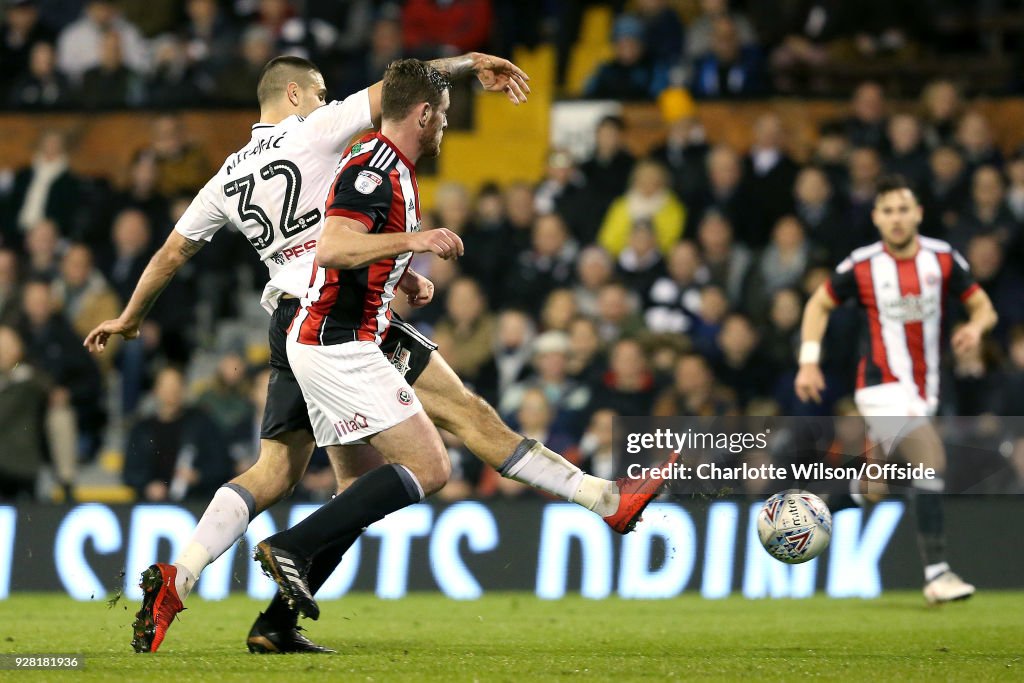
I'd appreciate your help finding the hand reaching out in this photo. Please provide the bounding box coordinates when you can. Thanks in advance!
[83,316,141,354]
[469,52,531,105]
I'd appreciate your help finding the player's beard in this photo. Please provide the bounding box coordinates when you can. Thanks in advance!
[886,230,916,252]
[420,124,443,158]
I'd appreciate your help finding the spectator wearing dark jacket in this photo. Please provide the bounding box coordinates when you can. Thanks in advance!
[643,240,707,335]
[7,41,72,110]
[843,82,889,153]
[579,116,636,241]
[793,166,848,265]
[503,214,578,315]
[16,279,105,459]
[585,14,668,101]
[0,325,49,499]
[614,219,667,296]
[742,113,799,247]
[956,111,1003,176]
[124,367,231,501]
[689,16,766,99]
[884,114,930,191]
[588,338,658,417]
[966,235,1024,341]
[636,0,684,69]
[650,116,710,207]
[920,145,969,239]
[76,30,144,109]
[688,144,757,242]
[0,0,56,95]
[949,166,1020,253]
[711,313,774,408]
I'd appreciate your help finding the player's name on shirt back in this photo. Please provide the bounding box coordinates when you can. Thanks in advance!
[225,129,290,176]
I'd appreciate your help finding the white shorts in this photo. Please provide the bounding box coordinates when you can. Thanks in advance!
[286,339,423,447]
[853,382,937,455]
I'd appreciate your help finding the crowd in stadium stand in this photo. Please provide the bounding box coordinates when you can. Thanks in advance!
[2,0,1024,110]
[2,0,1024,501]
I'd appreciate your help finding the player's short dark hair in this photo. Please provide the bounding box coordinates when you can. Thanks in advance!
[257,56,320,106]
[875,173,917,199]
[381,59,450,122]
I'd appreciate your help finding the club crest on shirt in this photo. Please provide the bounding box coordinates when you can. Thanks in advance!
[355,170,383,194]
[397,388,413,406]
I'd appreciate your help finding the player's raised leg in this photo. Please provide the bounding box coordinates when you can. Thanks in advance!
[415,351,677,532]
[248,330,680,652]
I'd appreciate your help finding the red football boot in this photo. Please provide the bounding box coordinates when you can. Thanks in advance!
[131,563,185,653]
[603,452,680,534]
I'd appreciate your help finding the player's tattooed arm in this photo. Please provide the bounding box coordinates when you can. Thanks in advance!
[177,235,206,259]
[427,54,476,80]
[366,53,530,125]
[132,233,204,318]
[84,231,205,352]
[428,53,531,104]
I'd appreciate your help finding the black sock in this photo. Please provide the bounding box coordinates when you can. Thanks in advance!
[914,492,946,567]
[264,464,421,561]
[261,530,363,628]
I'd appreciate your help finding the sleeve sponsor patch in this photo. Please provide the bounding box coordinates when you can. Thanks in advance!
[354,169,383,194]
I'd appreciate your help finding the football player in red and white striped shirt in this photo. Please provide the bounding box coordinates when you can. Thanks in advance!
[796,174,998,603]
[254,60,677,621]
[87,54,670,654]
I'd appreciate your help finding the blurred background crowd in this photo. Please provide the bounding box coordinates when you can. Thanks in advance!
[1,0,1024,503]
[4,0,1024,109]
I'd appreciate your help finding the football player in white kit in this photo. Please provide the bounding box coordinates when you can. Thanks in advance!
[795,174,998,604]
[86,55,675,654]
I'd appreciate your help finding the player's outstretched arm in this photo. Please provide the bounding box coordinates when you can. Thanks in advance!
[317,216,463,270]
[794,284,837,404]
[365,52,531,124]
[951,288,998,355]
[83,231,205,353]
[430,52,532,104]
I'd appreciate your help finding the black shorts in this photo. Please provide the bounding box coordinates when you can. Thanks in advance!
[259,299,438,439]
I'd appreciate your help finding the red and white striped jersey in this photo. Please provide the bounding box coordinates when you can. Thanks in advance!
[825,236,981,402]
[290,132,420,346]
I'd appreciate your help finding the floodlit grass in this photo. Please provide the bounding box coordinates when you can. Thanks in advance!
[0,592,1021,681]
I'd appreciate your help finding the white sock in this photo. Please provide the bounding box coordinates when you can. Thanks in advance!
[172,485,253,598]
[573,474,620,517]
[925,561,950,582]
[500,440,619,516]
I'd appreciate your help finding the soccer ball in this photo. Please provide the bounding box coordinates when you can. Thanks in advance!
[757,491,832,564]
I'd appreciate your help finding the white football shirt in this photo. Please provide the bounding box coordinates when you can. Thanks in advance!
[174,89,372,313]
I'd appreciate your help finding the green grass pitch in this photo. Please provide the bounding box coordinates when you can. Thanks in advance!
[0,592,1022,681]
